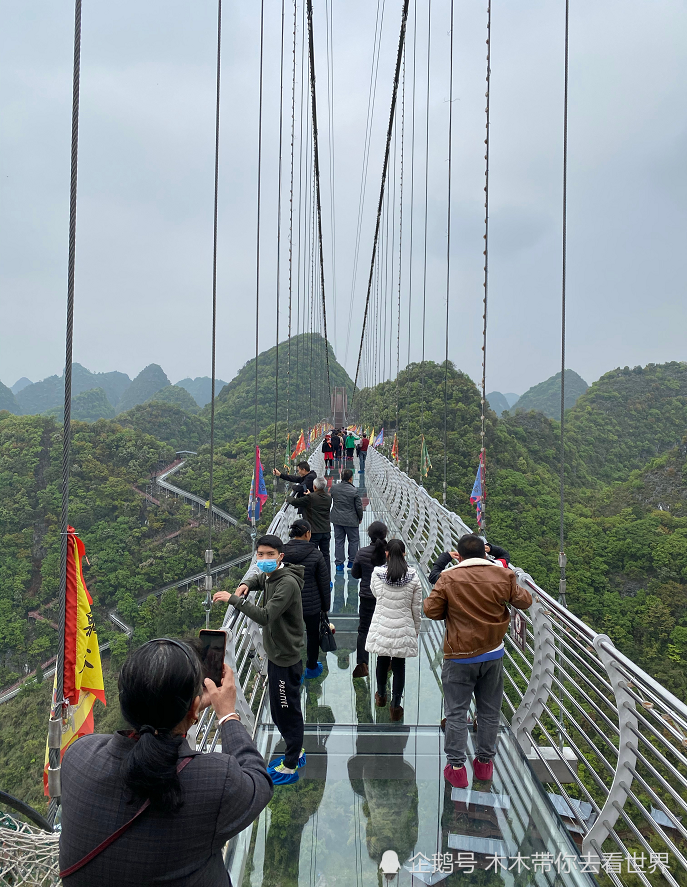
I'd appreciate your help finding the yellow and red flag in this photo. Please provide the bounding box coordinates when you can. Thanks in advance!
[391,433,399,463]
[44,527,106,794]
[291,430,306,460]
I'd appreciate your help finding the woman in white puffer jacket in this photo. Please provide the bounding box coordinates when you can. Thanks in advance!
[366,539,423,721]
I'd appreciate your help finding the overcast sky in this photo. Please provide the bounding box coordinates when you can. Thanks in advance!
[1,0,686,397]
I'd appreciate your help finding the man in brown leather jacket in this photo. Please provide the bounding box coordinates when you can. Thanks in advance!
[423,534,532,788]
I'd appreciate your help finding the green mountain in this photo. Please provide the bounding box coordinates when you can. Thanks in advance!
[176,376,228,407]
[45,387,115,422]
[0,381,20,415]
[486,391,509,417]
[148,384,200,415]
[117,402,209,451]
[209,332,354,442]
[115,364,169,414]
[16,364,131,414]
[10,378,32,395]
[513,369,588,418]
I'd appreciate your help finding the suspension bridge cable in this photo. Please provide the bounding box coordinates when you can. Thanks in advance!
[352,0,411,396]
[287,0,298,454]
[273,0,287,501]
[405,0,417,472]
[344,0,386,367]
[49,0,82,814]
[252,0,266,536]
[559,0,570,607]
[295,0,307,400]
[324,0,338,355]
[419,0,432,456]
[396,48,405,447]
[205,0,223,621]
[306,0,333,403]
[480,0,492,532]
[442,0,455,508]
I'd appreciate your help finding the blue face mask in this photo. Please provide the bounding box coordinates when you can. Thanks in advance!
[257,559,279,574]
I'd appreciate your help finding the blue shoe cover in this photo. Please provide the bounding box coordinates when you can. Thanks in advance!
[305,662,324,680]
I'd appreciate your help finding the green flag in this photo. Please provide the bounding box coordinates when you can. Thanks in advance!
[420,436,432,478]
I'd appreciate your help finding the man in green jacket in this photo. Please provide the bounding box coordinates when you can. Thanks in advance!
[213,534,305,786]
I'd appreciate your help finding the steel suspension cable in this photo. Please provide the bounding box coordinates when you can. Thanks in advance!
[559,0,570,607]
[396,48,405,449]
[442,0,455,508]
[480,0,492,533]
[273,0,287,508]
[48,0,82,813]
[352,0,411,397]
[419,0,432,460]
[324,0,338,355]
[252,0,266,538]
[405,0,417,473]
[306,0,332,403]
[205,0,223,621]
[287,0,298,452]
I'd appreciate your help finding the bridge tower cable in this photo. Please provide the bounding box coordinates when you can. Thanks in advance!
[559,0,570,607]
[47,0,82,818]
[273,0,287,512]
[205,0,224,624]
[252,0,266,544]
[442,0,455,508]
[352,0,411,401]
[479,0,492,533]
[306,0,332,404]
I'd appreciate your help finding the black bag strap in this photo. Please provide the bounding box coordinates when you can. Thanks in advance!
[60,756,193,878]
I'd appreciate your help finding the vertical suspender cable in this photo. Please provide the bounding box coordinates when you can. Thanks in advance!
[48,0,82,810]
[405,0,417,473]
[479,0,492,533]
[205,0,223,625]
[273,0,286,510]
[287,0,297,457]
[352,0,411,397]
[253,0,266,542]
[418,0,431,464]
[396,50,405,444]
[559,0,570,607]
[306,0,332,403]
[442,0,455,508]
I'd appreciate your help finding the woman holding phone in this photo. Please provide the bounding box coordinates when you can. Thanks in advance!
[59,638,272,885]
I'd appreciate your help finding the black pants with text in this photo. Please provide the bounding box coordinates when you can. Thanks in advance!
[268,660,304,769]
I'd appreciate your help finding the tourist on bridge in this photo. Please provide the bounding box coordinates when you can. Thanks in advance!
[366,539,422,721]
[350,520,388,678]
[273,460,317,495]
[330,430,342,466]
[288,476,332,563]
[423,534,532,788]
[330,468,363,572]
[213,535,306,786]
[358,432,370,472]
[322,434,334,469]
[344,429,359,462]
[59,638,272,884]
[282,519,331,680]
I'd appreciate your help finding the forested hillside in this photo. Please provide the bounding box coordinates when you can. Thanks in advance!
[512,368,588,417]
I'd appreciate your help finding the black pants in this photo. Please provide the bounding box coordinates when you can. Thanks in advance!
[268,660,304,769]
[332,448,341,466]
[310,531,331,566]
[357,596,376,665]
[303,613,321,670]
[376,656,406,707]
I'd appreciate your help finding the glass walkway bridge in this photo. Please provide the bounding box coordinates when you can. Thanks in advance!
[191,442,687,887]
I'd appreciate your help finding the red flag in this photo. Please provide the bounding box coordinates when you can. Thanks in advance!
[291,430,306,460]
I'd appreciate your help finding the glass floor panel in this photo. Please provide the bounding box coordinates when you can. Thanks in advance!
[228,724,596,887]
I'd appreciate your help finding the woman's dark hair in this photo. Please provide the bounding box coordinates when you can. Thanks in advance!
[118,638,202,811]
[368,520,388,567]
[385,538,408,583]
[289,519,311,538]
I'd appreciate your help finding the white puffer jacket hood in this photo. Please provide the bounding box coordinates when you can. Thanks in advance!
[365,566,423,658]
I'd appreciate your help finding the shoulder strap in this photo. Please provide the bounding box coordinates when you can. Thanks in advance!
[59,756,193,879]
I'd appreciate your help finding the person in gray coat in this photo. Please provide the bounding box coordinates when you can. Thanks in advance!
[330,468,364,572]
[287,476,332,562]
[59,638,272,886]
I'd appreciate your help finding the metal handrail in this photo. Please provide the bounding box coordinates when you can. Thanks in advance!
[366,446,687,882]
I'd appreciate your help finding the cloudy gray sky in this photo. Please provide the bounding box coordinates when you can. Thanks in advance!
[1,0,686,398]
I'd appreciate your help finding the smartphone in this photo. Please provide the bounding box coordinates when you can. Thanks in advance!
[198,629,227,686]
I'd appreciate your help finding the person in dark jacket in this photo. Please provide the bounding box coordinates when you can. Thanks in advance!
[60,639,272,885]
[330,431,342,466]
[322,435,333,470]
[330,469,364,571]
[287,477,332,563]
[214,535,306,786]
[351,521,387,678]
[273,461,317,495]
[282,519,331,680]
[429,541,511,584]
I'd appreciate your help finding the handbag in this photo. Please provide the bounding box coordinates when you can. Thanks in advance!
[59,756,193,878]
[319,611,337,653]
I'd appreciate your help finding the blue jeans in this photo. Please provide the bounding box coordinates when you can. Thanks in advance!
[358,451,367,470]
[334,524,360,566]
[442,657,503,766]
